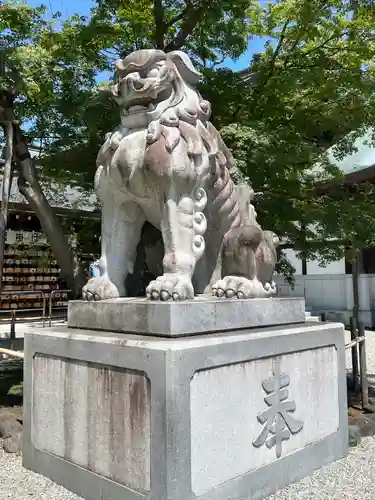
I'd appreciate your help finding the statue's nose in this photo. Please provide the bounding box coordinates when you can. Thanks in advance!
[127,74,145,91]
[132,79,144,90]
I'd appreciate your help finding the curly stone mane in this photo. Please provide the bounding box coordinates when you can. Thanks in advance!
[139,52,241,228]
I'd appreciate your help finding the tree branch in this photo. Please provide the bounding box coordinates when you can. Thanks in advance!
[164,1,210,52]
[0,100,86,297]
[296,32,348,60]
[153,0,166,49]
[246,19,291,117]
[282,36,302,69]
[267,19,290,78]
[166,10,187,28]
[210,55,226,68]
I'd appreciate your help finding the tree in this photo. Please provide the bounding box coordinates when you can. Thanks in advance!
[36,0,256,184]
[51,0,375,274]
[204,0,375,273]
[0,1,102,295]
[2,0,375,295]
[0,0,255,295]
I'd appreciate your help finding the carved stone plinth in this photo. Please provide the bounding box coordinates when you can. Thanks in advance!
[68,296,305,337]
[23,310,348,500]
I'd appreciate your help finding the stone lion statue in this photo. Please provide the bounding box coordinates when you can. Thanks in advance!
[82,49,279,301]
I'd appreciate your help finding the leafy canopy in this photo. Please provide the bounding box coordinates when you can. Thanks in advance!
[2,0,375,274]
[208,0,375,268]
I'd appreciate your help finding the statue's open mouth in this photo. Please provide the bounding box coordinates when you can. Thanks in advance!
[127,104,154,114]
[122,86,173,115]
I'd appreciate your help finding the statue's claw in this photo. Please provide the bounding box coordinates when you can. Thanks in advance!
[212,276,276,299]
[146,273,194,301]
[82,277,120,301]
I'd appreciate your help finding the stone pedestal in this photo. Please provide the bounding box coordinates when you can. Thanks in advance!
[67,296,305,336]
[23,298,348,500]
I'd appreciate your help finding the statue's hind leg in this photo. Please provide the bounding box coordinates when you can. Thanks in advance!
[212,224,276,299]
[211,184,277,299]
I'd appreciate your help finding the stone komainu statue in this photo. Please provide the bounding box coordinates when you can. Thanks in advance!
[82,49,279,301]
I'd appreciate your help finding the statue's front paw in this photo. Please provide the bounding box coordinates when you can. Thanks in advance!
[212,276,276,299]
[82,277,120,301]
[146,273,194,301]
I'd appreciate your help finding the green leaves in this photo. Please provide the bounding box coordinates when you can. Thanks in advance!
[2,0,375,274]
[207,0,375,265]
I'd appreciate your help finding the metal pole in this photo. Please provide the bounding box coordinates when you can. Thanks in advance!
[10,309,15,349]
[352,249,360,328]
[10,310,15,337]
[42,292,46,328]
[49,289,71,327]
[358,322,369,409]
[49,291,53,327]
[350,316,360,393]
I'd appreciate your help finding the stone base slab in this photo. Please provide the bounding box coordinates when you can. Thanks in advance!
[67,296,305,336]
[23,321,348,500]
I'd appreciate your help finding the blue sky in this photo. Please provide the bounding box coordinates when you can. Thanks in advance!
[27,0,267,72]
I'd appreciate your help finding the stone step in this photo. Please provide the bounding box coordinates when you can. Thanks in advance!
[306,312,321,322]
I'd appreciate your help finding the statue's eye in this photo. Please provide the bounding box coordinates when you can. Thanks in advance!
[147,68,159,78]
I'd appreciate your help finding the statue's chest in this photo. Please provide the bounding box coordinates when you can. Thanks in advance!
[112,129,148,180]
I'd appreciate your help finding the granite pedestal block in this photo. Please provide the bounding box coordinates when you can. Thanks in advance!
[23,318,348,500]
[67,296,305,336]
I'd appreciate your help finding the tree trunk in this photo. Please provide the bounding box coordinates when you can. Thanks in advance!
[0,121,14,289]
[13,123,86,298]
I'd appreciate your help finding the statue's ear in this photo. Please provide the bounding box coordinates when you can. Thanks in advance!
[169,51,201,85]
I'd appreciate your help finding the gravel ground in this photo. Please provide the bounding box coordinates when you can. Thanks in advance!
[0,446,82,499]
[267,436,375,499]
[0,327,374,500]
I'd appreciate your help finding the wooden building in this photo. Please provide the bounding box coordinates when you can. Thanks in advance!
[276,129,375,327]
[0,147,99,318]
